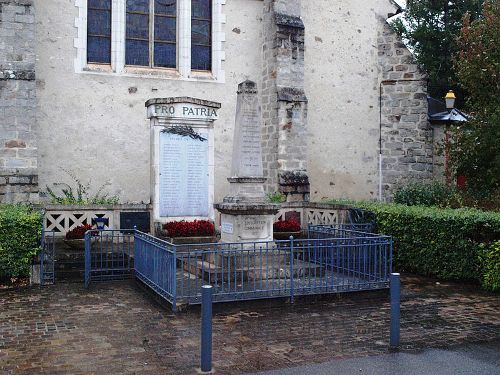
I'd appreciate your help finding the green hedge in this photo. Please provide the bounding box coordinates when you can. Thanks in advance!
[480,240,500,292]
[0,204,42,281]
[351,202,500,285]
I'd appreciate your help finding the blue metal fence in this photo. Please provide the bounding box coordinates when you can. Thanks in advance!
[134,231,177,310]
[84,229,134,288]
[84,225,392,311]
[40,230,55,285]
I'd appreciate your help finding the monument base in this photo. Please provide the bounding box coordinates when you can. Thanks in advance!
[214,202,279,243]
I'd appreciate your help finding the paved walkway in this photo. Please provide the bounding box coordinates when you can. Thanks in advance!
[249,340,500,375]
[0,275,499,374]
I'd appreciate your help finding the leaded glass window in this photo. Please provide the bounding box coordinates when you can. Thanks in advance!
[191,0,211,71]
[87,0,112,64]
[126,0,150,66]
[154,0,177,68]
[125,0,177,68]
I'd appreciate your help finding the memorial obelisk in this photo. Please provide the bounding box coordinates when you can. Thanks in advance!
[214,81,279,243]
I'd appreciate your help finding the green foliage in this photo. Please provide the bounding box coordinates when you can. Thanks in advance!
[450,1,500,193]
[391,0,483,101]
[393,182,499,210]
[393,182,462,207]
[352,202,500,284]
[480,240,500,291]
[267,191,285,204]
[46,169,119,205]
[0,204,42,281]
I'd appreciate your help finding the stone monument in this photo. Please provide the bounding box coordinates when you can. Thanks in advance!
[145,97,221,226]
[214,81,279,243]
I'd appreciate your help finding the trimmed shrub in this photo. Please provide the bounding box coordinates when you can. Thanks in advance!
[0,204,42,281]
[352,202,500,283]
[480,240,500,292]
[393,182,461,208]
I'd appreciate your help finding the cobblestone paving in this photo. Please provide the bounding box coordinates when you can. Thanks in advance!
[1,275,499,374]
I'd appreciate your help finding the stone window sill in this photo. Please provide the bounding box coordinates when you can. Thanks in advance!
[79,65,217,82]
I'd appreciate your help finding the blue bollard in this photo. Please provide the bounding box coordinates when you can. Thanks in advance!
[201,285,213,372]
[390,273,400,349]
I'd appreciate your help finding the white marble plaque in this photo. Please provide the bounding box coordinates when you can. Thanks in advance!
[221,222,233,234]
[159,129,209,217]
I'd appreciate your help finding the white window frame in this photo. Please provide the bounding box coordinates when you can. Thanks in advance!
[74,0,225,82]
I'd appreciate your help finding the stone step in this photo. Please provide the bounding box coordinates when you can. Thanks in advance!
[182,258,323,283]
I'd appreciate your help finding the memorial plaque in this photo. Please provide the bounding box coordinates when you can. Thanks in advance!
[159,128,209,217]
[231,82,263,177]
[241,216,269,240]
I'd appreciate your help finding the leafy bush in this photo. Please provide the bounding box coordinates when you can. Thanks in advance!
[0,204,42,281]
[352,202,500,284]
[163,220,215,238]
[273,219,301,232]
[46,168,119,205]
[480,240,500,292]
[393,182,461,208]
[267,192,285,203]
[393,182,499,210]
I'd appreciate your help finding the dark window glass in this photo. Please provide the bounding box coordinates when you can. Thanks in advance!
[191,0,211,70]
[154,43,176,67]
[155,0,176,15]
[87,0,111,64]
[126,0,150,66]
[154,0,176,68]
[126,40,149,66]
[127,0,149,12]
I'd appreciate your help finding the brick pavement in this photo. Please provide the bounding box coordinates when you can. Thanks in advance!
[0,275,499,375]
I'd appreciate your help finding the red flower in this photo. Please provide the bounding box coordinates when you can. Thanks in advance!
[163,220,215,238]
[65,224,95,239]
[273,219,301,232]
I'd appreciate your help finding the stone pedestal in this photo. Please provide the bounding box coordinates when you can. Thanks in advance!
[215,202,279,243]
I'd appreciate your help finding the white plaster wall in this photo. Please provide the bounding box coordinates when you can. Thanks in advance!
[302,1,396,200]
[35,0,263,204]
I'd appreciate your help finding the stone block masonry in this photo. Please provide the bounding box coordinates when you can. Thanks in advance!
[0,0,38,203]
[378,22,433,197]
[262,0,310,202]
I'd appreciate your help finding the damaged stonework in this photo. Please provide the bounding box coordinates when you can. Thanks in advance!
[0,0,38,203]
[262,0,310,202]
[279,170,310,202]
[378,21,433,197]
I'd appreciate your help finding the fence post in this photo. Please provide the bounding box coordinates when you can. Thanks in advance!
[84,231,91,289]
[201,285,213,373]
[390,272,400,349]
[289,236,294,304]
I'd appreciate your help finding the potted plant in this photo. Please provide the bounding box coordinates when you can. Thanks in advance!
[63,224,95,250]
[160,220,217,245]
[273,219,304,240]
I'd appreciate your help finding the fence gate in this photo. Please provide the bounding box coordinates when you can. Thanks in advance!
[84,230,135,288]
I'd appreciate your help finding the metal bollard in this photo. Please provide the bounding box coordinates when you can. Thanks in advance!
[390,272,400,349]
[201,285,213,373]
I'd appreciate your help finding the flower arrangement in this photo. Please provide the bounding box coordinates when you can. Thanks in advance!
[65,224,94,240]
[273,219,301,233]
[163,220,215,238]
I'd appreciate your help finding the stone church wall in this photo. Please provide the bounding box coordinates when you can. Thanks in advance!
[0,0,38,203]
[16,0,435,204]
[378,22,433,195]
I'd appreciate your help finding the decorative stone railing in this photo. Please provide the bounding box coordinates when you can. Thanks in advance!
[42,204,151,236]
[276,202,351,229]
[42,202,349,236]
